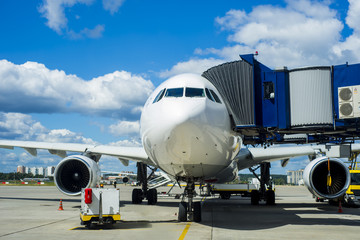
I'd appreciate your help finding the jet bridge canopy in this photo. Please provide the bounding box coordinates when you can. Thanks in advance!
[202,60,255,126]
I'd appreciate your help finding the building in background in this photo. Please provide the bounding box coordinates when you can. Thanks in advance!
[45,166,55,177]
[30,167,38,176]
[287,169,304,185]
[17,166,56,176]
[16,165,25,173]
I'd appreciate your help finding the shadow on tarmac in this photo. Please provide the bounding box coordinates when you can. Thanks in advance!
[199,198,360,231]
[70,220,178,231]
[0,196,80,202]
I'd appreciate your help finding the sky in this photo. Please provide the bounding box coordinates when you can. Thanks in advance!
[0,0,359,175]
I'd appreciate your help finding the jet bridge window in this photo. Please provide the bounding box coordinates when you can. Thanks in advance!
[185,88,205,98]
[165,88,184,97]
[209,89,222,103]
[153,88,166,103]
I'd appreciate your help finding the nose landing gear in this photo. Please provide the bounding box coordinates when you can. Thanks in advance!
[178,181,202,222]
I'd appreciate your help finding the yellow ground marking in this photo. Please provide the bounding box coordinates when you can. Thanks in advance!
[178,223,191,240]
[177,195,206,239]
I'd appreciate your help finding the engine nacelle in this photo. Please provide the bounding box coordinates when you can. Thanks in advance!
[304,156,350,199]
[54,155,100,196]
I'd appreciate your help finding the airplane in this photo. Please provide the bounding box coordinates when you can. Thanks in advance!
[0,73,359,222]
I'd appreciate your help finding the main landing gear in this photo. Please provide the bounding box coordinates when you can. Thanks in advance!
[249,162,275,205]
[132,162,158,205]
[178,181,202,222]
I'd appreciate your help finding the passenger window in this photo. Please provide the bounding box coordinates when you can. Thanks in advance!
[185,88,205,98]
[165,88,184,97]
[153,88,166,103]
[205,88,215,102]
[209,90,222,103]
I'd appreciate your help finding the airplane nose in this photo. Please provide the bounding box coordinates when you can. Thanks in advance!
[165,99,207,128]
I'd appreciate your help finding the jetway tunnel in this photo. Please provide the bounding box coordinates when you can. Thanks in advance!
[202,54,360,145]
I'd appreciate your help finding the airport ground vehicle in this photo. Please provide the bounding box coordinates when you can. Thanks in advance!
[344,169,360,206]
[80,188,120,228]
[211,183,259,199]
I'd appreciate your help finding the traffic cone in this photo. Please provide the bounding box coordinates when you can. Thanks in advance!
[338,201,343,213]
[58,199,64,211]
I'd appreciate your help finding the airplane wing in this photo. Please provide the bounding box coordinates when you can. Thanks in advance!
[236,144,360,169]
[0,139,152,165]
[248,146,318,162]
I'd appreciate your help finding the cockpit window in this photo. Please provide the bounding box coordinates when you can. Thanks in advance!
[165,88,184,97]
[209,89,222,103]
[185,88,205,98]
[153,88,166,103]
[205,88,215,102]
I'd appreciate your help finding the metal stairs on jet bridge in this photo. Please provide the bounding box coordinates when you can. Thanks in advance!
[148,171,174,189]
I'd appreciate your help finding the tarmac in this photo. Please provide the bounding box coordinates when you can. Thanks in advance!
[0,185,360,240]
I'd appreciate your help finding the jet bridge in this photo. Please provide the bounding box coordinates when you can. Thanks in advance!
[202,54,360,146]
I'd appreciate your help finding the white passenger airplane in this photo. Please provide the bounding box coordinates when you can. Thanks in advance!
[0,73,357,222]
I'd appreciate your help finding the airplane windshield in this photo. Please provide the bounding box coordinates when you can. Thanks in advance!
[209,89,222,103]
[165,88,184,97]
[153,88,166,103]
[185,88,205,98]
[205,88,215,102]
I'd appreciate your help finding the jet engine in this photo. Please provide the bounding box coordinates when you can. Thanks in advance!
[54,155,100,196]
[303,156,350,199]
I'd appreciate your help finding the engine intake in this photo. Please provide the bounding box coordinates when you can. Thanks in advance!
[304,156,350,199]
[54,155,100,196]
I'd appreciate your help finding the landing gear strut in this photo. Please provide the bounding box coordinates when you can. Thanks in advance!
[178,181,201,222]
[249,162,275,205]
[132,162,158,205]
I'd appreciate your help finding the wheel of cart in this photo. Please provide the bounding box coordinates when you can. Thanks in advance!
[251,190,260,205]
[220,192,231,199]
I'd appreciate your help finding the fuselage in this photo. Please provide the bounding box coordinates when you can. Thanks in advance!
[140,74,241,182]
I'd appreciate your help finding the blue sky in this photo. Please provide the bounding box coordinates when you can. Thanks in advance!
[0,0,359,174]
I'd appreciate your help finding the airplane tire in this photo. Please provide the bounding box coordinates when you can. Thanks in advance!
[132,189,143,204]
[251,190,260,205]
[265,190,275,205]
[178,202,187,222]
[193,202,201,222]
[147,188,158,205]
[220,192,231,199]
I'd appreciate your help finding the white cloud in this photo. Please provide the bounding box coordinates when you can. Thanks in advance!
[0,112,142,173]
[109,120,140,137]
[102,0,125,15]
[38,0,125,39]
[215,9,247,31]
[109,139,142,147]
[37,129,96,144]
[68,24,105,39]
[0,112,98,172]
[210,0,344,68]
[0,60,154,118]
[161,0,351,76]
[39,0,94,35]
[345,0,360,32]
[331,0,360,62]
[159,58,226,78]
[0,112,95,144]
